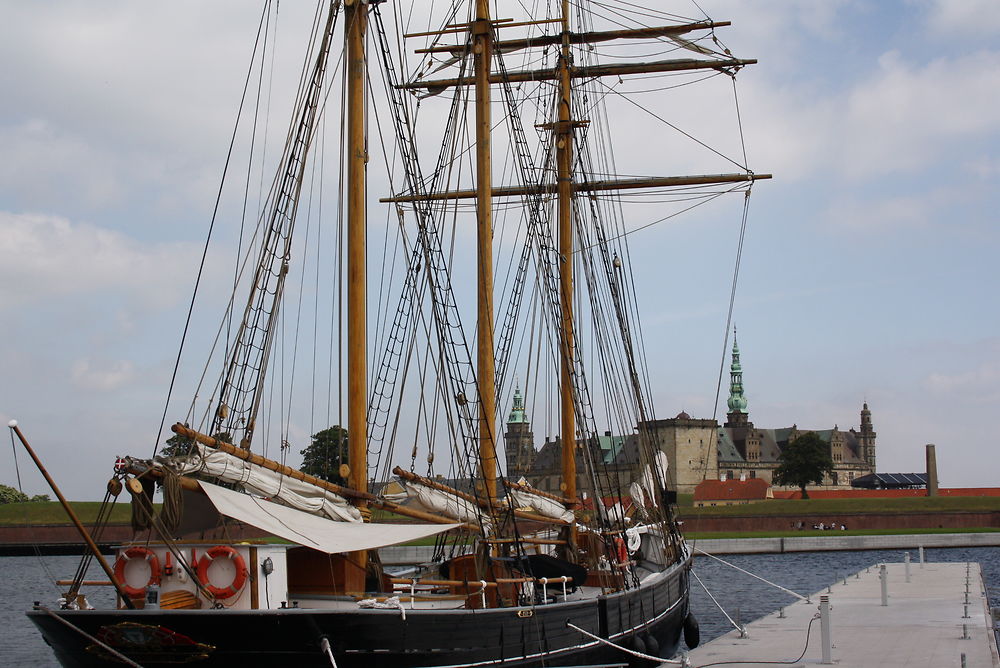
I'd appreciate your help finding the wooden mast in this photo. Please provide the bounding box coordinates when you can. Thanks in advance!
[474,0,498,505]
[345,0,368,570]
[556,0,577,517]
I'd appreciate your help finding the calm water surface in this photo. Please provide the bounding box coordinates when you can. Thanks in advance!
[1,547,997,665]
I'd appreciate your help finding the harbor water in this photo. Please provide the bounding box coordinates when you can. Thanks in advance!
[1,547,997,666]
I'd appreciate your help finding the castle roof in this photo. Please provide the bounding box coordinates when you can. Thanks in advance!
[694,477,771,501]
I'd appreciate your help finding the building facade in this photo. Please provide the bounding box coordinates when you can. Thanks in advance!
[504,336,876,496]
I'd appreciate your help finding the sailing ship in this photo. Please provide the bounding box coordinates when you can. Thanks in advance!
[21,0,768,665]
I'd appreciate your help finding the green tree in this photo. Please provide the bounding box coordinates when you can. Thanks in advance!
[0,484,29,504]
[772,432,834,500]
[161,427,232,457]
[300,426,349,485]
[30,494,50,502]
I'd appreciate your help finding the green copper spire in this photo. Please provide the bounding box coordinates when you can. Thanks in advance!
[727,331,748,414]
[508,386,528,424]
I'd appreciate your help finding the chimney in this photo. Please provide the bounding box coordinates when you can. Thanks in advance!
[925,444,939,496]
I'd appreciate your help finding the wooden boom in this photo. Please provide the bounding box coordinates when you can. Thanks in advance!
[415,20,731,55]
[401,57,755,91]
[382,172,770,204]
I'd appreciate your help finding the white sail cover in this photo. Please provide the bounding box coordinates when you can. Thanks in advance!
[198,481,460,553]
[508,486,574,524]
[400,482,487,532]
[170,444,362,522]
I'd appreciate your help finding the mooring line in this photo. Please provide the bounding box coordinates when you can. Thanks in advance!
[565,622,686,665]
[694,547,809,601]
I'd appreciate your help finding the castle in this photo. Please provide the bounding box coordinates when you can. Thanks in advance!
[504,335,876,495]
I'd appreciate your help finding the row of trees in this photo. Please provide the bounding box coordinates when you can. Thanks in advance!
[0,484,49,504]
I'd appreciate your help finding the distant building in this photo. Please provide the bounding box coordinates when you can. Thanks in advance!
[504,334,877,497]
[693,477,773,507]
[714,335,876,491]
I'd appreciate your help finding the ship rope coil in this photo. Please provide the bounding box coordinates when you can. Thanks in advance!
[113,546,161,598]
[197,546,248,600]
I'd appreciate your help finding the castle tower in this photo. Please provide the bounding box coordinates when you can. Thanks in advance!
[504,386,535,479]
[724,332,749,429]
[858,401,876,469]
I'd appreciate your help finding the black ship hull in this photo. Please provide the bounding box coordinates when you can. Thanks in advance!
[29,559,691,667]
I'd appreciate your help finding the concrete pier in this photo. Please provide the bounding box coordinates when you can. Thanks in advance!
[684,561,999,667]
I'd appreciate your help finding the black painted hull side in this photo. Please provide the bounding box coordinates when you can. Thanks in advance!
[29,560,690,668]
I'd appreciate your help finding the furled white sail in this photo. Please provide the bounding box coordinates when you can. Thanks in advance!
[639,450,671,509]
[508,486,575,524]
[400,482,487,532]
[169,444,362,522]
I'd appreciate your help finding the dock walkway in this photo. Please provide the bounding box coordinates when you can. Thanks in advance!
[683,561,999,667]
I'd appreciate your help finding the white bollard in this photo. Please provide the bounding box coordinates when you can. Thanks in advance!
[904,552,911,583]
[880,564,888,606]
[918,545,924,567]
[820,595,832,664]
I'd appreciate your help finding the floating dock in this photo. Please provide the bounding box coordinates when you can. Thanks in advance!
[684,561,999,667]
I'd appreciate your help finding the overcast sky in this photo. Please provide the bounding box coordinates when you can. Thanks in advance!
[2,0,998,500]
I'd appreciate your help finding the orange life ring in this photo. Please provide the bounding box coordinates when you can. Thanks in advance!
[197,546,248,599]
[614,536,628,565]
[113,546,161,598]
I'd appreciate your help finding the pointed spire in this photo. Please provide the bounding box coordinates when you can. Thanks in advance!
[508,385,528,424]
[727,328,748,414]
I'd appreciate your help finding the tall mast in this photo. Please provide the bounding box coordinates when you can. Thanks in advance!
[557,0,576,505]
[345,0,368,567]
[474,0,498,504]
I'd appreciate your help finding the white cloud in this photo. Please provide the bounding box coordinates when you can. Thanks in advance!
[71,358,136,391]
[839,49,1000,178]
[921,0,1000,38]
[0,120,123,208]
[923,360,1000,401]
[0,211,192,311]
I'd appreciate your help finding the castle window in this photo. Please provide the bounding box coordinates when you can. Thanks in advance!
[749,470,756,478]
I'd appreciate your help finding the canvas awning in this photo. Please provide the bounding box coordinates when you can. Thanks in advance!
[199,480,460,554]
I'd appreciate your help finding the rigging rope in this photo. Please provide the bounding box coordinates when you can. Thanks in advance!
[151,1,274,458]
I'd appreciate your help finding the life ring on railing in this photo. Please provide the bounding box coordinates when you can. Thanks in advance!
[197,546,248,599]
[614,536,628,565]
[113,546,161,598]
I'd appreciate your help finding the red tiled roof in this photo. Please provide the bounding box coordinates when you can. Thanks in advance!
[694,478,771,501]
[771,488,1000,500]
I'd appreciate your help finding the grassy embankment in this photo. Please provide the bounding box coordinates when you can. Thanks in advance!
[675,494,1000,516]
[3,496,998,543]
[0,501,140,526]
